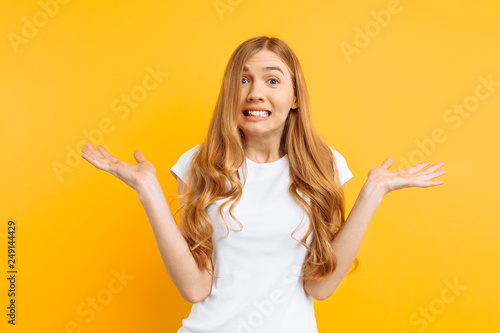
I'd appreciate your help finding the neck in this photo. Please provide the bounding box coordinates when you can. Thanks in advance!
[243,135,283,163]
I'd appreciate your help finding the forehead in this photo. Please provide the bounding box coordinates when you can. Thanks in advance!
[243,50,291,77]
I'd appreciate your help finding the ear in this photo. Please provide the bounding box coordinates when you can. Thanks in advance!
[292,95,298,109]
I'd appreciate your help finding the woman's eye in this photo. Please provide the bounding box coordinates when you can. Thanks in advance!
[241,78,279,85]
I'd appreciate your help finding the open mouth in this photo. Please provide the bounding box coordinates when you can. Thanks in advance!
[243,110,272,117]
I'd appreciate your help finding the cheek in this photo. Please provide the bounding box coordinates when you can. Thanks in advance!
[276,92,294,106]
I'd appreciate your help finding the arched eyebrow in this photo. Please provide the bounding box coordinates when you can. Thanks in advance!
[242,66,284,76]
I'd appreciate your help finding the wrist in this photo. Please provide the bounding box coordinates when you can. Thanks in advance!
[136,175,162,201]
[360,180,385,203]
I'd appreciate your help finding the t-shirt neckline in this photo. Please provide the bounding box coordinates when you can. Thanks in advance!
[245,154,288,166]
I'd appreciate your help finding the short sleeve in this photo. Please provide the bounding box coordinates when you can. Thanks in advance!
[329,146,354,186]
[169,144,200,184]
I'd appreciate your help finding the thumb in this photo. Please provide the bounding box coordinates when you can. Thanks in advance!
[134,150,146,163]
[380,157,394,170]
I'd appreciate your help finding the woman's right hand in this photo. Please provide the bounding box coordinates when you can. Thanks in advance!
[81,142,157,191]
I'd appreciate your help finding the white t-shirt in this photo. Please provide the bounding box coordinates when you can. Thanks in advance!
[170,144,354,333]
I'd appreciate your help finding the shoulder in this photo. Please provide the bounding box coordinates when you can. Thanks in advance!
[328,146,347,164]
[178,144,201,161]
[327,146,354,187]
[169,144,201,184]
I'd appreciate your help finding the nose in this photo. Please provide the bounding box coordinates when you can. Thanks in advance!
[246,81,264,102]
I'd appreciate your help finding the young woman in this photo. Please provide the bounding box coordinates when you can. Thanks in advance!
[81,36,445,332]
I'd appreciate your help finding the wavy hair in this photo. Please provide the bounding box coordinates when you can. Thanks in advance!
[175,35,358,282]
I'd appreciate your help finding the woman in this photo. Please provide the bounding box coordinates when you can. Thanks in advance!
[81,36,445,332]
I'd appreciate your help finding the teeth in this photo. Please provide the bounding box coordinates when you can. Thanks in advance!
[246,110,270,117]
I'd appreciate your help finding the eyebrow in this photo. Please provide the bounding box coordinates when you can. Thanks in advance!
[242,65,285,76]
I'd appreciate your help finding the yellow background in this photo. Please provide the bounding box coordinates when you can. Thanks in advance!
[1,0,499,332]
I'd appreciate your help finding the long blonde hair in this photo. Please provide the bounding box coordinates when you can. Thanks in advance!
[175,36,358,282]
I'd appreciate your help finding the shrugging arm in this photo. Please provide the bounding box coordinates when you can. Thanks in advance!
[303,181,383,301]
[304,155,445,300]
[137,176,213,304]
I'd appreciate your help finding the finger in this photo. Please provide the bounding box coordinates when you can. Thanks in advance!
[418,161,445,175]
[96,145,120,163]
[83,143,132,173]
[404,161,431,174]
[82,145,106,162]
[381,157,394,169]
[418,168,446,181]
[81,150,112,172]
[83,142,106,159]
[414,179,444,187]
[134,150,146,163]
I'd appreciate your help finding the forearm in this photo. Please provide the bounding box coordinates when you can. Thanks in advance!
[137,177,211,303]
[304,181,384,300]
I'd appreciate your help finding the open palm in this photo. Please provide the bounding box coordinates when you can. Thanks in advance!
[81,142,156,191]
[368,157,446,196]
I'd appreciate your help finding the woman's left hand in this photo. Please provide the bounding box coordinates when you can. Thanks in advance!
[366,157,446,197]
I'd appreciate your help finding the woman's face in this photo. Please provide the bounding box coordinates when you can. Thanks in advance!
[237,49,298,143]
